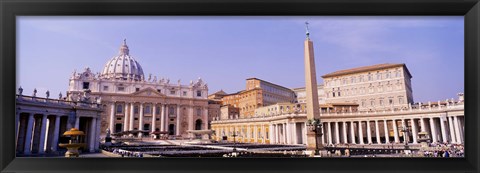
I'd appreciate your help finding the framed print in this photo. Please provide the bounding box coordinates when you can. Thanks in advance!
[1,0,479,173]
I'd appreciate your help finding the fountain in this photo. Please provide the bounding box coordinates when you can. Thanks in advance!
[58,128,86,157]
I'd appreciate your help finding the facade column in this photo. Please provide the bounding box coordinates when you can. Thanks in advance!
[334,122,340,144]
[283,123,287,144]
[320,123,325,145]
[343,122,348,144]
[366,120,372,144]
[123,102,129,131]
[429,117,438,143]
[188,106,194,132]
[439,116,448,143]
[38,114,48,154]
[411,118,418,144]
[176,105,181,136]
[453,116,462,143]
[24,114,34,154]
[448,116,456,143]
[51,115,61,152]
[109,102,115,132]
[160,104,166,131]
[203,108,209,130]
[358,121,364,144]
[350,121,356,144]
[327,122,332,144]
[129,103,134,131]
[384,120,389,144]
[291,123,297,144]
[152,104,157,133]
[138,103,144,137]
[375,120,381,144]
[89,118,97,152]
[392,120,399,143]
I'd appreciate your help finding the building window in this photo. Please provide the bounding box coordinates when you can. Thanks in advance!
[116,104,123,113]
[389,99,393,105]
[134,106,139,114]
[118,87,125,91]
[157,89,161,93]
[116,118,122,120]
[103,86,109,91]
[197,90,202,97]
[134,118,138,121]
[156,106,160,114]
[83,82,90,89]
[371,101,375,106]
[399,97,404,104]
[332,92,335,97]
[170,90,176,95]
[169,106,175,115]
[145,106,151,114]
[183,91,187,96]
[136,88,140,92]
[338,92,341,97]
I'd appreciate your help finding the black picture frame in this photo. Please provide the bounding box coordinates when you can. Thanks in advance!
[1,0,479,173]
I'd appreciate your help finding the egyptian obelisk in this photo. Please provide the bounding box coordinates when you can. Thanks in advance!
[304,22,323,153]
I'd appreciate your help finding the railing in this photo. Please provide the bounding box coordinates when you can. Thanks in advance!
[16,94,102,109]
[212,102,464,123]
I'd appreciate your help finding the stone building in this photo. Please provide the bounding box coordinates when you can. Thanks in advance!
[322,63,414,111]
[217,78,296,118]
[66,40,210,138]
[16,93,102,155]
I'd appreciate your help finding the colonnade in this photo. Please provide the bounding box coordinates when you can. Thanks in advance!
[16,112,100,155]
[321,115,464,145]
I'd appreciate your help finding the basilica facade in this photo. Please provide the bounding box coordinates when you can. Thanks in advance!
[66,40,210,138]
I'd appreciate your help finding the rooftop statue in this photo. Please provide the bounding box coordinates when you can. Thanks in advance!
[18,86,23,95]
[33,88,37,97]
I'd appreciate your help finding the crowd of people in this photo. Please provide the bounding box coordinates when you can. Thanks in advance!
[423,143,464,157]
[102,146,144,157]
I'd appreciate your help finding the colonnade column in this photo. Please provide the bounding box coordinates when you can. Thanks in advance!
[342,122,348,144]
[51,115,61,152]
[375,120,381,144]
[269,124,274,144]
[89,118,97,152]
[440,117,448,143]
[138,103,144,137]
[176,105,181,136]
[334,122,340,144]
[453,116,462,143]
[123,102,129,131]
[129,103,134,131]
[420,118,426,132]
[292,123,297,144]
[366,121,372,144]
[401,119,406,142]
[151,104,156,133]
[109,102,115,132]
[448,116,456,143]
[327,122,332,144]
[429,117,438,143]
[24,114,34,154]
[320,123,325,145]
[411,118,418,144]
[75,116,80,129]
[383,120,389,144]
[392,120,399,143]
[38,115,48,154]
[350,121,356,144]
[358,121,364,144]
[284,123,288,144]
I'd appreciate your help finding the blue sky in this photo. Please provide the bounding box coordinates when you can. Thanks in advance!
[17,16,464,103]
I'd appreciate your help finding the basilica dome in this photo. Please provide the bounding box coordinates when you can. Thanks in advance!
[100,39,145,81]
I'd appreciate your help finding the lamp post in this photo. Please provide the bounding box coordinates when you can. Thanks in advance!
[232,127,238,153]
[307,118,323,155]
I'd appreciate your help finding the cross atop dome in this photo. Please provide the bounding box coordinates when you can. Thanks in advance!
[119,38,129,55]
